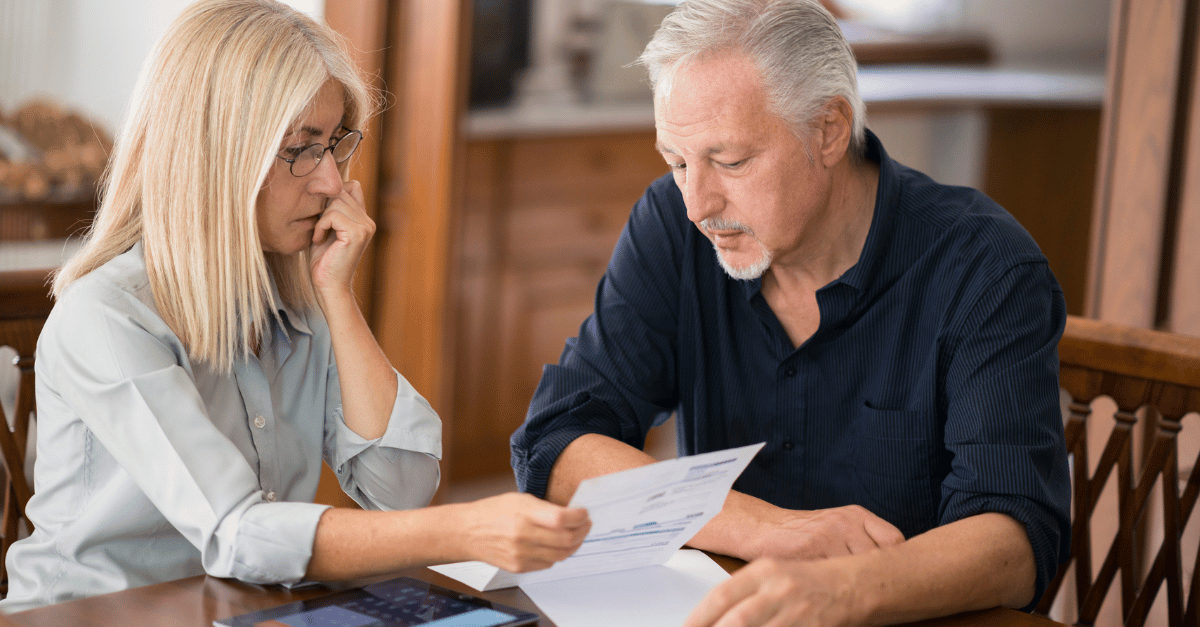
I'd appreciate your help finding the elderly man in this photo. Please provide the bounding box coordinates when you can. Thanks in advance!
[511,0,1071,624]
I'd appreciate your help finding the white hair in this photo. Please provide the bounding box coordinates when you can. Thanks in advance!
[638,0,866,158]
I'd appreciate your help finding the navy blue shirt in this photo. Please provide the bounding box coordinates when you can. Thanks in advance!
[511,130,1070,606]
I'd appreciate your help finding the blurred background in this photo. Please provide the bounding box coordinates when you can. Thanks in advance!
[0,0,1127,493]
[2,7,1197,611]
[7,3,1200,625]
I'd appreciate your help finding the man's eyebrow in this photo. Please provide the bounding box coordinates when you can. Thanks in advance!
[654,141,736,156]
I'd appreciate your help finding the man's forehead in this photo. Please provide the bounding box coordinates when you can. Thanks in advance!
[656,55,768,120]
[654,95,771,154]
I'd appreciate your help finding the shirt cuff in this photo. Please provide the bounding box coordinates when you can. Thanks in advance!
[232,500,331,584]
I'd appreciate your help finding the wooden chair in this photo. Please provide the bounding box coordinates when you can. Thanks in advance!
[0,270,53,594]
[1037,315,1200,626]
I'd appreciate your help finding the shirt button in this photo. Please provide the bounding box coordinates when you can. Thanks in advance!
[253,415,266,429]
[782,440,795,450]
[265,491,277,502]
[784,366,797,377]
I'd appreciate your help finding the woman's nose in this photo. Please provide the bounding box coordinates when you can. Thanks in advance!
[308,153,344,196]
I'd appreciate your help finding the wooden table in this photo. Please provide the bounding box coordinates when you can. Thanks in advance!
[2,553,1067,627]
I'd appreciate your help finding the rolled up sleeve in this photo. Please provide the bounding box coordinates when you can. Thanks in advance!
[941,261,1071,610]
[323,365,442,511]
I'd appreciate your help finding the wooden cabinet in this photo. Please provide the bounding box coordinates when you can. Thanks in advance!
[448,132,664,482]
[982,105,1102,316]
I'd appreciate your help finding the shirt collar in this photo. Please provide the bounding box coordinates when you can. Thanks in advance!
[835,128,898,294]
[266,274,312,337]
[736,128,896,302]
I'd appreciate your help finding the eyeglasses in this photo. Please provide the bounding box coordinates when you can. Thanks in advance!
[276,127,362,177]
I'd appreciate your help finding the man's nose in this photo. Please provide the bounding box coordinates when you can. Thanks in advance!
[683,168,721,224]
[308,153,344,197]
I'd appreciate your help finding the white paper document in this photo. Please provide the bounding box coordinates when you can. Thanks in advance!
[430,442,763,591]
[521,549,731,627]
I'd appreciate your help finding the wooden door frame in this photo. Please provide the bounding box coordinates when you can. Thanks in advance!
[324,0,471,488]
[328,0,471,449]
[324,0,390,316]
[1086,0,1200,330]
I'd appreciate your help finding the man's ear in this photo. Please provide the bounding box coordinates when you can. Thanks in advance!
[817,96,853,168]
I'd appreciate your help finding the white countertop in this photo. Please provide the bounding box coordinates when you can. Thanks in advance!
[856,64,1107,108]
[464,64,1107,139]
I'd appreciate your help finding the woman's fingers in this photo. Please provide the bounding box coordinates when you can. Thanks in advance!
[463,493,592,573]
[309,180,374,291]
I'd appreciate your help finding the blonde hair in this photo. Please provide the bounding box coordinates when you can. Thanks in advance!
[54,0,378,372]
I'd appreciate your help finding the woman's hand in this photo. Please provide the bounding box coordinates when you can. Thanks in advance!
[310,179,373,298]
[453,493,591,573]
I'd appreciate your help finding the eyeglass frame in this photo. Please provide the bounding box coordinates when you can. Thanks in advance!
[275,126,363,177]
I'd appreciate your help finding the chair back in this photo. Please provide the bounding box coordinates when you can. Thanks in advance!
[1037,315,1200,626]
[0,270,52,594]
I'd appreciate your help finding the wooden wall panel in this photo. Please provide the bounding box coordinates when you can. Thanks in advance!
[983,106,1101,316]
[449,133,662,482]
[1087,0,1189,326]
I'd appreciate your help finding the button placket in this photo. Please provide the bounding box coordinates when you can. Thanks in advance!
[780,360,800,457]
[234,354,280,506]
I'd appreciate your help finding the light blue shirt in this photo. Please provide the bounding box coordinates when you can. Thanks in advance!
[1,242,442,612]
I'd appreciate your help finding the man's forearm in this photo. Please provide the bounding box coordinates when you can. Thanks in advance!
[683,512,1037,627]
[544,434,657,504]
[545,435,906,562]
[851,512,1036,623]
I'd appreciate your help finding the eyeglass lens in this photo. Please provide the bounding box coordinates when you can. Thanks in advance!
[291,130,361,176]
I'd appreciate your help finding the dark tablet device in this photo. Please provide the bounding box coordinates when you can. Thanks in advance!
[213,576,539,627]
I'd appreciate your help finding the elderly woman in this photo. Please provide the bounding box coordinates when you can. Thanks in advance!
[0,0,589,612]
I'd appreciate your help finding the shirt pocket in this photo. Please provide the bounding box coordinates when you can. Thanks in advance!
[850,401,939,537]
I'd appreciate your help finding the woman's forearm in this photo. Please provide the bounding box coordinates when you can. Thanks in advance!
[307,506,461,580]
[306,494,592,580]
[317,287,397,440]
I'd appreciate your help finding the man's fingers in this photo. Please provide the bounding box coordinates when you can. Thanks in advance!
[863,515,905,548]
[684,572,759,627]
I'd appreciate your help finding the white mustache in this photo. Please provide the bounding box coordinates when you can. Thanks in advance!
[700,218,753,235]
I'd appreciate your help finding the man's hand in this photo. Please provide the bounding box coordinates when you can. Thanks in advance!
[689,491,904,562]
[749,504,905,560]
[548,435,904,561]
[684,557,862,627]
[686,513,1037,627]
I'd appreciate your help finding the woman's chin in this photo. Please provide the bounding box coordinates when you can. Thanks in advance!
[260,233,312,255]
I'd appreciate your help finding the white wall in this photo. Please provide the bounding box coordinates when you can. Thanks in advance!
[863,0,1111,188]
[0,0,323,137]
